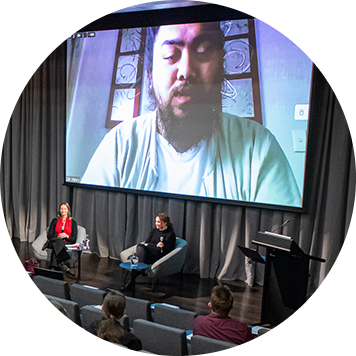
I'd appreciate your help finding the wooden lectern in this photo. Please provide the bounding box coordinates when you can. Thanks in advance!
[240,231,325,327]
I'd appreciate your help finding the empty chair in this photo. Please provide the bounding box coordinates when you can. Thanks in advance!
[133,319,188,356]
[70,284,106,308]
[45,294,81,326]
[154,304,197,331]
[190,335,236,355]
[33,275,70,300]
[125,296,152,329]
[81,305,129,331]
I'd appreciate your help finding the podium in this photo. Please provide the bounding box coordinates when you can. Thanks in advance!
[239,231,325,326]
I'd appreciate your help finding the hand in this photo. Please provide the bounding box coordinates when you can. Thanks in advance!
[157,242,164,248]
[59,232,69,239]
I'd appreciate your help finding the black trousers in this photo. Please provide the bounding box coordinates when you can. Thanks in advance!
[136,243,163,264]
[47,238,70,266]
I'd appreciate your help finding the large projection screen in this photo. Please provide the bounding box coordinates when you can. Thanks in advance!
[65,14,313,210]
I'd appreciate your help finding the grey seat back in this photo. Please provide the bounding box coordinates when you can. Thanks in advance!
[190,335,236,355]
[125,296,152,328]
[45,294,81,326]
[33,275,70,300]
[133,319,188,356]
[70,284,106,308]
[154,304,197,330]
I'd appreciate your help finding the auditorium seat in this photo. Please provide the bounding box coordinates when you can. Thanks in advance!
[190,335,236,355]
[45,294,81,326]
[133,319,188,356]
[125,296,152,329]
[33,275,70,300]
[70,284,106,308]
[154,304,197,331]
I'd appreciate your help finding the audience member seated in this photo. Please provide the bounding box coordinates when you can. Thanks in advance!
[193,285,255,345]
[86,291,142,351]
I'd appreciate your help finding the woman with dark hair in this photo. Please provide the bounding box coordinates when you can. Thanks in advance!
[120,213,177,291]
[136,213,176,264]
[43,202,77,273]
[94,292,142,350]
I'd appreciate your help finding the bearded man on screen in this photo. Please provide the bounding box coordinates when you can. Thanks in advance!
[81,22,301,207]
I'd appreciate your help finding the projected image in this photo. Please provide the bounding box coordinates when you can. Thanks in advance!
[66,18,312,208]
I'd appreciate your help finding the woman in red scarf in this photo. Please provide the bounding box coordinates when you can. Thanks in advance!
[45,202,78,273]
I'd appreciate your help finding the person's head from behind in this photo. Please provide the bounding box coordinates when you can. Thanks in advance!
[98,291,126,344]
[148,22,225,152]
[209,285,234,317]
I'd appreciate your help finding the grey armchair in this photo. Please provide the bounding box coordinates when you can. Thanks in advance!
[120,237,187,288]
[32,225,87,266]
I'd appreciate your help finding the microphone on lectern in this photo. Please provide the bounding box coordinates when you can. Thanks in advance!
[271,219,290,233]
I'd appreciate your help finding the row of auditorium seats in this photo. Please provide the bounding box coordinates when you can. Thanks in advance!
[33,275,261,355]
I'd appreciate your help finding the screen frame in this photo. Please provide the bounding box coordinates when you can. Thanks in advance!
[64,3,318,213]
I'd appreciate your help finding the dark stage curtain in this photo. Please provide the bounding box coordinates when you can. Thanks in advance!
[1,42,354,295]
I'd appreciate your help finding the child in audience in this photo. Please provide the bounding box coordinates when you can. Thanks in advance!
[88,291,142,350]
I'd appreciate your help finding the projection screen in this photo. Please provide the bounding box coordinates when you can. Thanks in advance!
[65,16,313,210]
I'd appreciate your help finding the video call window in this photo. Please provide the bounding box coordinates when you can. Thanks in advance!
[66,16,312,209]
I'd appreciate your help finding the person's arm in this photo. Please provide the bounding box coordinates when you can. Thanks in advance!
[47,218,57,240]
[66,219,77,244]
[125,331,142,351]
[81,128,119,187]
[163,229,176,254]
[144,228,155,244]
[253,135,301,207]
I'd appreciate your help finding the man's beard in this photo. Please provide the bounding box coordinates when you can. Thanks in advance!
[155,82,221,153]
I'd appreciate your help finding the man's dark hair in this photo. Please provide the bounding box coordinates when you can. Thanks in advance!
[210,285,234,317]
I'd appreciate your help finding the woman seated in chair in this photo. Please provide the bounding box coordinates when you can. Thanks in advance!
[89,291,142,350]
[43,202,77,273]
[136,213,176,264]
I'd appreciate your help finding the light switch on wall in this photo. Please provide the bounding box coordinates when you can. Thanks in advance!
[294,104,309,120]
[292,129,306,152]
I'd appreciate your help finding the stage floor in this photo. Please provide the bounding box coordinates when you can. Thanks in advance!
[12,238,263,325]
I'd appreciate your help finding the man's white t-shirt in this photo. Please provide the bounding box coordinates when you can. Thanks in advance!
[155,134,208,196]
